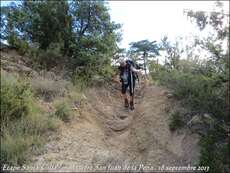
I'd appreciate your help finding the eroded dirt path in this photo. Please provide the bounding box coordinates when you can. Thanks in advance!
[30,81,200,172]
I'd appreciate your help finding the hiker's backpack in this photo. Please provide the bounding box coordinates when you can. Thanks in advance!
[121,60,140,82]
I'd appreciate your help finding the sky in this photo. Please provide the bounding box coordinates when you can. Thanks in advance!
[107,1,229,49]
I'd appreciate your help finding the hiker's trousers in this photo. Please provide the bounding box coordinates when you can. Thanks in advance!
[121,79,136,96]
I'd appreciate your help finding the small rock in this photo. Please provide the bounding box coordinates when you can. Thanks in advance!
[118,114,128,120]
[3,65,18,72]
[187,115,202,126]
[187,113,215,136]
[19,65,32,73]
[30,71,39,78]
[202,113,214,123]
[166,93,173,98]
[74,101,81,108]
[106,119,130,131]
[82,94,87,100]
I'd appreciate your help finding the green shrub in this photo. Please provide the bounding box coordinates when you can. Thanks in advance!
[1,71,33,122]
[12,114,60,136]
[1,132,29,165]
[99,64,115,79]
[31,76,68,101]
[27,43,40,69]
[54,102,72,122]
[199,127,229,173]
[17,40,30,55]
[169,111,185,131]
[0,72,60,165]
[72,72,91,90]
[153,69,228,121]
[1,116,57,166]
[1,111,60,166]
[71,61,115,89]
[36,43,64,70]
[8,36,29,55]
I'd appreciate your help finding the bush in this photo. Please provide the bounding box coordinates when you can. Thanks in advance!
[0,71,60,165]
[1,133,29,165]
[36,43,65,70]
[1,71,33,122]
[1,113,60,166]
[71,60,115,89]
[31,76,68,101]
[169,111,185,131]
[152,69,228,121]
[54,102,72,122]
[199,127,229,173]
[8,35,29,55]
[72,74,90,90]
[27,43,40,69]
[98,64,115,79]
[1,114,60,166]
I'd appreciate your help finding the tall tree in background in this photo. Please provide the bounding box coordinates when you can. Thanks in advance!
[69,0,121,72]
[186,1,229,80]
[1,0,121,74]
[160,36,183,70]
[2,1,71,50]
[128,40,160,75]
[186,1,229,111]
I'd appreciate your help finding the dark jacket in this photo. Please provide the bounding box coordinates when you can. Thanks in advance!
[118,60,137,84]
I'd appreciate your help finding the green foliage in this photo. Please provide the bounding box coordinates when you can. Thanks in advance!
[72,73,91,90]
[99,64,115,79]
[199,126,229,173]
[31,76,68,101]
[129,40,160,56]
[160,36,183,70]
[0,71,60,165]
[1,132,29,165]
[1,114,60,165]
[54,101,72,122]
[128,39,160,74]
[36,43,65,70]
[152,67,228,122]
[71,58,115,88]
[169,111,185,131]
[7,35,29,55]
[20,0,70,50]
[1,71,33,122]
[2,0,121,79]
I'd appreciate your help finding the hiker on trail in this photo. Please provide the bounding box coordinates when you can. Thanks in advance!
[118,59,142,110]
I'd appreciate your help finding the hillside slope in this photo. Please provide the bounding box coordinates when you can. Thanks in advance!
[29,80,200,172]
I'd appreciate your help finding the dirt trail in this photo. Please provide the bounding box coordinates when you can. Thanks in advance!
[30,81,200,172]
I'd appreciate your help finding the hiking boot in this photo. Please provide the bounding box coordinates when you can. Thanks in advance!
[124,98,129,108]
[130,101,134,110]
